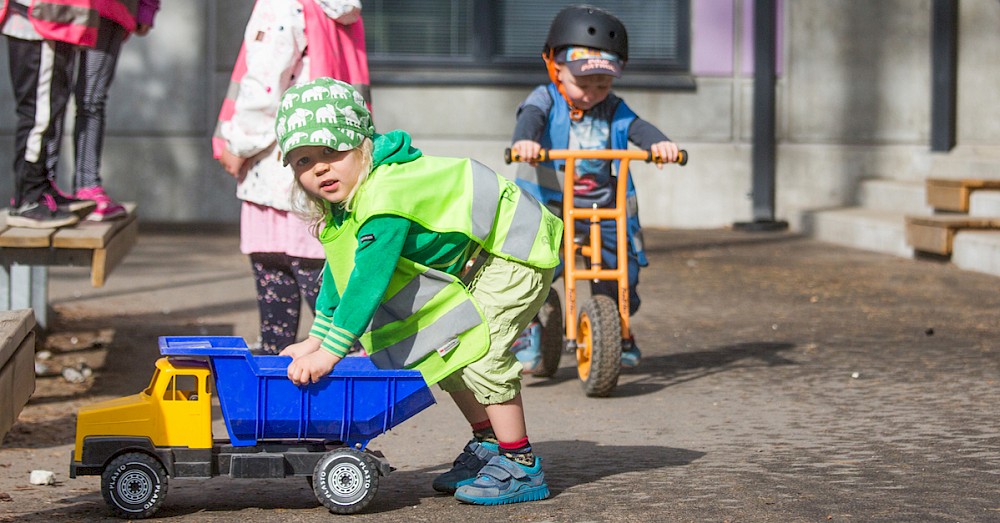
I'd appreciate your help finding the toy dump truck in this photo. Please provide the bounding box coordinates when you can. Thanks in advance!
[70,336,435,518]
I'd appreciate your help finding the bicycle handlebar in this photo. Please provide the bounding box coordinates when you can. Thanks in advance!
[504,148,688,166]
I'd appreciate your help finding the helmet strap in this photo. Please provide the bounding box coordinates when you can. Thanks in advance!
[543,50,584,121]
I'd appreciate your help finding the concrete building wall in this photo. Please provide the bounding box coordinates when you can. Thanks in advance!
[0,0,996,228]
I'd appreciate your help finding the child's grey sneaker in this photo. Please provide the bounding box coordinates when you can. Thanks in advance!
[432,440,499,494]
[454,455,550,505]
[8,194,79,229]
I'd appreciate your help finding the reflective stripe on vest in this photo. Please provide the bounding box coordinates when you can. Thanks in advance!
[354,156,561,269]
[320,214,490,385]
[370,266,452,332]
[469,160,500,240]
[369,299,482,369]
[29,0,100,46]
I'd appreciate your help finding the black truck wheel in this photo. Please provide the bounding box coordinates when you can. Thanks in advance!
[101,452,168,519]
[313,448,379,514]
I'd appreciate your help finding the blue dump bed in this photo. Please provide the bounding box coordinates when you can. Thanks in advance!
[158,336,435,447]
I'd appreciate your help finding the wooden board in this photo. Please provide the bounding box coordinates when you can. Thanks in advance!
[0,309,36,443]
[91,214,139,287]
[925,179,1000,212]
[0,227,56,248]
[52,203,137,249]
[0,204,139,288]
[905,215,1000,255]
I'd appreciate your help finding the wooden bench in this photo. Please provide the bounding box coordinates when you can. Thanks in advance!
[905,215,1000,255]
[0,309,36,444]
[925,178,1000,212]
[0,204,138,329]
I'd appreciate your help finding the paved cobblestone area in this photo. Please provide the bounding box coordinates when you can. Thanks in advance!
[1,227,997,522]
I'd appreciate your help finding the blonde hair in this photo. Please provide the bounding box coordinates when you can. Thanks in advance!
[291,137,375,236]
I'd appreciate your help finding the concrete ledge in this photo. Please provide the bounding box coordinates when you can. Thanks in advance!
[858,178,932,214]
[969,190,1000,217]
[952,230,1000,278]
[806,207,912,258]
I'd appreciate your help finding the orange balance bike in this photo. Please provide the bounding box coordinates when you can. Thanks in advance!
[505,148,688,396]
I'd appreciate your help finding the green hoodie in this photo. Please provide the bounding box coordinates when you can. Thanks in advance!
[309,131,476,358]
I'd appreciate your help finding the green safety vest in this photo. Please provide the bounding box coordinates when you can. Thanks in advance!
[320,156,562,384]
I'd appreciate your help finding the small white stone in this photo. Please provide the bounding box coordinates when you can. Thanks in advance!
[851,372,860,379]
[62,367,86,383]
[29,470,56,485]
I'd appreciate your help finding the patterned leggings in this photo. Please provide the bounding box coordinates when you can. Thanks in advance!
[46,17,126,189]
[250,253,324,354]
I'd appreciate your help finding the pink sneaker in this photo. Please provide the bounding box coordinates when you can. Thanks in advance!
[48,180,93,212]
[75,186,126,221]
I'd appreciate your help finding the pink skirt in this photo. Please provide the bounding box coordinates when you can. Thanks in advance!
[239,202,325,259]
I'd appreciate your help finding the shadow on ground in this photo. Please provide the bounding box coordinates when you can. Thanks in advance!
[527,341,796,397]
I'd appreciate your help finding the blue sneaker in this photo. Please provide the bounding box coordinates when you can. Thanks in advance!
[432,440,499,494]
[454,455,549,505]
[510,321,542,373]
[621,337,641,368]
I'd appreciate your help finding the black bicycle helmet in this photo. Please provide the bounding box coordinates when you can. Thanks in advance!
[544,5,628,62]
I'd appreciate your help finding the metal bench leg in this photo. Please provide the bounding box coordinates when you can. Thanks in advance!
[0,263,9,311]
[9,264,48,330]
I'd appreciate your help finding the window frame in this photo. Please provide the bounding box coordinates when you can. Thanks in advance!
[366,0,694,90]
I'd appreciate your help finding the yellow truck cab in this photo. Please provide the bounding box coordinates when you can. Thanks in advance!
[71,357,213,478]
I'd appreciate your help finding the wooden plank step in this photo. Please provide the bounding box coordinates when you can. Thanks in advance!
[52,203,137,249]
[905,215,1000,255]
[0,227,57,248]
[0,203,136,249]
[926,178,1000,212]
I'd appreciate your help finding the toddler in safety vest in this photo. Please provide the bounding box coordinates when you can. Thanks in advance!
[510,6,683,371]
[276,77,562,505]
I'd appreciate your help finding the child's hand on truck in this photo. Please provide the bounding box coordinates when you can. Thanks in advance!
[281,337,342,385]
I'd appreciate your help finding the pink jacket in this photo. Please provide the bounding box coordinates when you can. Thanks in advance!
[213,0,370,159]
[1,0,100,46]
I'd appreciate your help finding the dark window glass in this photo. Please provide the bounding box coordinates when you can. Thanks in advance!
[363,0,689,84]
[365,0,473,58]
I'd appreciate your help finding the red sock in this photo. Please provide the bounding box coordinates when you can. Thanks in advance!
[499,437,531,454]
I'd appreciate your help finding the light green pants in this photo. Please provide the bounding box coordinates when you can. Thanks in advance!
[437,255,555,404]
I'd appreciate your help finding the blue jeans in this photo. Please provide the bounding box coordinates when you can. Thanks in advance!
[555,217,641,316]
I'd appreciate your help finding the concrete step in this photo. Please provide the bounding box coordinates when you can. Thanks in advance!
[968,190,1000,217]
[922,146,1000,180]
[804,207,912,258]
[857,178,932,214]
[952,231,1000,278]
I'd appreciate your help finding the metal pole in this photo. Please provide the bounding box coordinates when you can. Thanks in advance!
[736,0,787,231]
[931,0,958,152]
